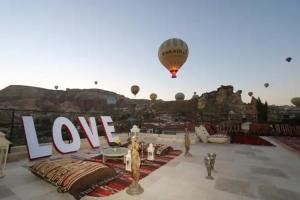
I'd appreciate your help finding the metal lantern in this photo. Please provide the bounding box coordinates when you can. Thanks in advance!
[147,143,155,161]
[125,149,132,171]
[0,132,11,178]
[130,125,140,138]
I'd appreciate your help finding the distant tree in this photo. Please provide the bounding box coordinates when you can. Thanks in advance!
[256,97,268,123]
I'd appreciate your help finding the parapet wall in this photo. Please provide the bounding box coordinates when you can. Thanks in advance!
[7,132,198,162]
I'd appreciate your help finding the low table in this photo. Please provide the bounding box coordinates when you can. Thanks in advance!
[102,147,128,163]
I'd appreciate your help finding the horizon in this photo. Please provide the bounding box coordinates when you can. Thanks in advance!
[0,1,299,105]
[1,83,297,107]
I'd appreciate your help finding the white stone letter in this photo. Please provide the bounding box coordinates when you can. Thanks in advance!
[22,116,52,160]
[78,117,100,148]
[100,116,116,143]
[52,117,80,153]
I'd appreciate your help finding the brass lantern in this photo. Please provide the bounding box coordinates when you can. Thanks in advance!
[0,132,11,178]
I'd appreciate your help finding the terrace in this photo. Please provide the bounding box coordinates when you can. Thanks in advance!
[1,132,300,200]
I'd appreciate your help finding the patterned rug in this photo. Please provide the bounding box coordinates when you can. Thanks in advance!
[272,137,300,155]
[86,149,182,197]
[230,135,274,146]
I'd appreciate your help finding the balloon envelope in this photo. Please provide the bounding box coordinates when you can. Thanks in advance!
[286,57,292,62]
[192,92,199,99]
[248,92,253,97]
[131,85,140,96]
[175,92,185,101]
[158,38,189,78]
[264,83,269,88]
[291,97,300,107]
[94,81,98,85]
[150,93,157,101]
[54,85,58,90]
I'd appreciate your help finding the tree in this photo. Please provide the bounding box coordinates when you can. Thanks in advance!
[256,97,268,123]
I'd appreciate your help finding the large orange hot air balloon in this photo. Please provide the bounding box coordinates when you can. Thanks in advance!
[158,38,189,78]
[131,85,140,96]
[150,93,157,101]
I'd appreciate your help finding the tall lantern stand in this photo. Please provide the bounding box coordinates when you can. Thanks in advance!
[147,143,155,161]
[0,132,11,178]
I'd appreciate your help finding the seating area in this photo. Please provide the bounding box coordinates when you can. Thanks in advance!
[195,125,230,144]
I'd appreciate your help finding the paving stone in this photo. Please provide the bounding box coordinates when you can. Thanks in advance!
[247,155,271,161]
[235,150,256,156]
[214,177,256,198]
[0,185,15,199]
[250,166,288,178]
[258,185,300,200]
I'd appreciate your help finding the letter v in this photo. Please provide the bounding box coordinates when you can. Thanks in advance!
[78,117,100,148]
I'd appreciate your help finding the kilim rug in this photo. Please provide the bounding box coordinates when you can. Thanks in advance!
[86,149,182,197]
[230,135,274,146]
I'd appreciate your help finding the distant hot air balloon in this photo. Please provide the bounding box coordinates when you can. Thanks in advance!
[150,93,157,101]
[158,38,189,78]
[248,92,253,97]
[286,57,292,62]
[131,85,140,96]
[291,97,300,107]
[264,83,269,88]
[54,85,58,90]
[192,92,199,99]
[175,92,185,101]
[94,81,98,85]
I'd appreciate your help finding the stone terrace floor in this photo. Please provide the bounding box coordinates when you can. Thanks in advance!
[1,137,300,200]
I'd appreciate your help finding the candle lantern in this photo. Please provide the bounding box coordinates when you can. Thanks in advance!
[147,143,155,160]
[125,149,132,171]
[0,132,11,178]
[130,125,140,138]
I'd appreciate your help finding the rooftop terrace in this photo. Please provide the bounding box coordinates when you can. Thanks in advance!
[1,135,300,200]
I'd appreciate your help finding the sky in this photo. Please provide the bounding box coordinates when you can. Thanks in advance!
[0,0,299,105]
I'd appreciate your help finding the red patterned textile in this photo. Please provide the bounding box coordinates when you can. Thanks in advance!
[87,149,182,198]
[231,135,274,146]
[204,123,217,135]
[30,159,117,199]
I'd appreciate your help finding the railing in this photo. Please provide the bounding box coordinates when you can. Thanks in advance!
[0,108,108,147]
[0,108,299,148]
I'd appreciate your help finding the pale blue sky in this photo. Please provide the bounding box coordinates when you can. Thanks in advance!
[0,0,299,105]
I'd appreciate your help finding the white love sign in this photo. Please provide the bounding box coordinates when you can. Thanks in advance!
[21,116,117,160]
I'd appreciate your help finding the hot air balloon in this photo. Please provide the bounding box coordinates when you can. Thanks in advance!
[131,85,140,96]
[264,83,269,88]
[150,93,157,101]
[291,97,300,107]
[175,92,185,101]
[158,38,189,78]
[192,92,199,99]
[54,85,58,90]
[248,92,253,97]
[286,57,292,62]
[94,81,98,85]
